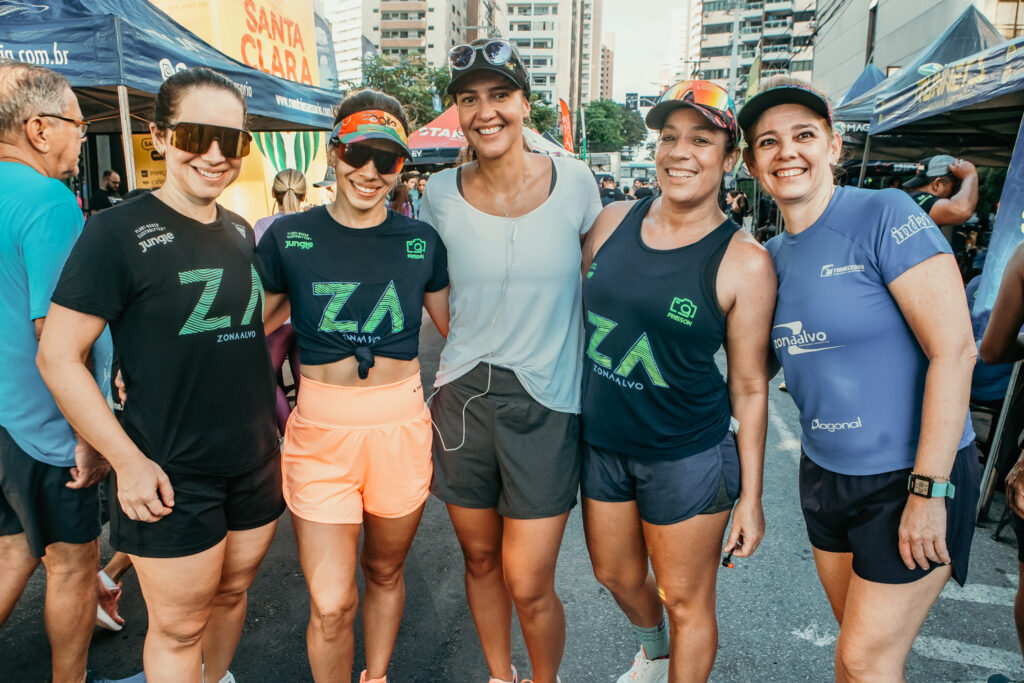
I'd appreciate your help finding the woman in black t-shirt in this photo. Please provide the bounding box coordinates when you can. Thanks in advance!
[39,68,281,683]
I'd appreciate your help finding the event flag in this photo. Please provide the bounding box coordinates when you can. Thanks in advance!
[974,117,1024,314]
[559,99,574,153]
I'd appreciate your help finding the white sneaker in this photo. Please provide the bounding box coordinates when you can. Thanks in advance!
[616,647,669,683]
[488,664,518,683]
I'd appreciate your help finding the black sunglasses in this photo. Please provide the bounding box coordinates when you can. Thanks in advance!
[166,122,252,158]
[336,142,405,175]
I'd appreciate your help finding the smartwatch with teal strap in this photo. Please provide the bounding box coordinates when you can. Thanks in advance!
[907,473,955,499]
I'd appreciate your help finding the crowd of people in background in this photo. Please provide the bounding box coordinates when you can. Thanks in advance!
[2,33,1024,683]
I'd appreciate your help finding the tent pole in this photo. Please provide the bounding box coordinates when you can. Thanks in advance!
[857,135,871,188]
[978,360,1022,519]
[118,86,137,192]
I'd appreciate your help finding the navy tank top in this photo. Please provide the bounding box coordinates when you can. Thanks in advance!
[581,196,737,459]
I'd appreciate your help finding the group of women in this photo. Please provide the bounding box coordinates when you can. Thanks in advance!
[31,36,980,683]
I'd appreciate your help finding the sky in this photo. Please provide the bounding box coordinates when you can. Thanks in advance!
[602,0,680,102]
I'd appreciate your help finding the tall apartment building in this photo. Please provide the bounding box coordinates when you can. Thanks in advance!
[814,0,1024,97]
[467,0,508,42]
[505,0,602,110]
[658,1,704,92]
[323,0,363,86]
[697,0,817,104]
[600,33,614,100]
[364,0,470,68]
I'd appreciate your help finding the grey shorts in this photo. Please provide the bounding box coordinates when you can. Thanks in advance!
[429,364,581,519]
[581,430,741,525]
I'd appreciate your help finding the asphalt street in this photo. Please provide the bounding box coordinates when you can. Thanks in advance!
[4,320,1023,682]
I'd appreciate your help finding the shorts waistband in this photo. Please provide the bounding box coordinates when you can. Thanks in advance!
[446,363,533,402]
[295,373,426,428]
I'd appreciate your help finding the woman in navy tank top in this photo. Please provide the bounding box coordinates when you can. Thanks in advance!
[739,77,978,681]
[580,80,776,682]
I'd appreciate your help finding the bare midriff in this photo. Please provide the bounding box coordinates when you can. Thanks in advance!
[299,355,421,387]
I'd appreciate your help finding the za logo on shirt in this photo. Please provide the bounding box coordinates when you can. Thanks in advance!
[772,321,843,356]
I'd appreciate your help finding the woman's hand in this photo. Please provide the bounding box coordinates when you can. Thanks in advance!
[116,457,175,523]
[725,494,765,557]
[898,494,950,570]
[66,439,110,489]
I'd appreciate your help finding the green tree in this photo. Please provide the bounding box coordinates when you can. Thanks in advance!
[582,99,648,153]
[528,93,557,136]
[621,108,647,148]
[355,55,451,129]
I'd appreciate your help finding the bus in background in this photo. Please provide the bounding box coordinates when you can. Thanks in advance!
[620,161,656,194]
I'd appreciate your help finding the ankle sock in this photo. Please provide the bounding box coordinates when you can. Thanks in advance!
[631,618,670,660]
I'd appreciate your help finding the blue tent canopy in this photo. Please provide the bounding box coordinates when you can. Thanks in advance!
[855,36,1024,166]
[871,35,1024,140]
[839,64,885,106]
[0,0,339,132]
[834,6,1004,125]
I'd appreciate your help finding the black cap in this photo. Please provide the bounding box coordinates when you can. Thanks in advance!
[737,84,833,135]
[447,41,531,97]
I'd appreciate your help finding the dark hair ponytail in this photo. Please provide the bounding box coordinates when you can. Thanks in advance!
[153,67,247,129]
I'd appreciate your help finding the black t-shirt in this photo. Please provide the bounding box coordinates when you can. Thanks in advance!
[600,187,625,206]
[90,188,122,212]
[909,190,939,214]
[254,207,448,373]
[51,194,278,476]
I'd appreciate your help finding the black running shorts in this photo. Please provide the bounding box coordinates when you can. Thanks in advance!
[799,444,979,586]
[109,452,284,558]
[0,426,101,558]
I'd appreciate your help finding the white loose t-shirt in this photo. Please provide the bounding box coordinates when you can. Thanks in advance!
[419,156,603,413]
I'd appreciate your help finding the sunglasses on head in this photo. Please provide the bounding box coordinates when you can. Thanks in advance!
[335,142,405,175]
[658,80,738,140]
[166,122,252,158]
[448,40,514,70]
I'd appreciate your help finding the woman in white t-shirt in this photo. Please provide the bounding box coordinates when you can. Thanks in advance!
[418,39,601,683]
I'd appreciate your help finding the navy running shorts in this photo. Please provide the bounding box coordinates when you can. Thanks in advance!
[0,426,101,558]
[581,430,741,525]
[799,443,980,586]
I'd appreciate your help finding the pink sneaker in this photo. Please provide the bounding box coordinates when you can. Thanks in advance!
[359,671,386,683]
[95,571,124,631]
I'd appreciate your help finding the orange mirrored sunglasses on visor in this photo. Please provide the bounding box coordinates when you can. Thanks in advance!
[166,122,253,158]
[654,80,738,141]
